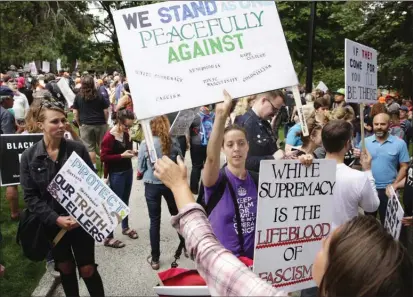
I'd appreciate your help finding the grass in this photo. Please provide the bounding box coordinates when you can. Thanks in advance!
[0,189,45,297]
[0,112,103,297]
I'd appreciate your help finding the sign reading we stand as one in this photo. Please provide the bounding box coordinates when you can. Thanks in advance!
[113,1,298,120]
[254,160,336,292]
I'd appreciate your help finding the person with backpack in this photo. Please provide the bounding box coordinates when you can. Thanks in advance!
[189,106,214,194]
[200,91,259,259]
[137,115,186,270]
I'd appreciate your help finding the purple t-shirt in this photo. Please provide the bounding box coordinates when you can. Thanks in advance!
[204,167,258,259]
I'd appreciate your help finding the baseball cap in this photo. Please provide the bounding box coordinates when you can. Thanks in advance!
[334,88,345,96]
[0,86,14,101]
[400,106,409,112]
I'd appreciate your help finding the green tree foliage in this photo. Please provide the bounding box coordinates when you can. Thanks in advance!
[0,1,93,70]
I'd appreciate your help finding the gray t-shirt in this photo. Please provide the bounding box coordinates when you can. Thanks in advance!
[387,102,400,113]
[0,106,16,134]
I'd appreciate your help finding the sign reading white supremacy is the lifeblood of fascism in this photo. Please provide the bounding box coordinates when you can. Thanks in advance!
[113,1,298,120]
[384,187,404,240]
[253,160,336,292]
[345,39,378,104]
[47,152,130,242]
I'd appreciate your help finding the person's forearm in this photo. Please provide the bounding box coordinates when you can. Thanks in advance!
[394,164,408,184]
[171,183,196,210]
[393,177,406,190]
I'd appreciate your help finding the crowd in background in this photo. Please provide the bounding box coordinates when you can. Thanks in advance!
[1,63,412,296]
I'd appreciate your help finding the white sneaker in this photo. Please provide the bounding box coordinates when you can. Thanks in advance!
[46,260,60,278]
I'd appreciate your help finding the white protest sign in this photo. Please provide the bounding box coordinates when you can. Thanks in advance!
[47,152,130,242]
[345,39,377,104]
[57,78,76,107]
[169,109,196,136]
[23,63,31,72]
[315,81,328,92]
[384,187,404,240]
[30,61,38,75]
[42,61,50,73]
[113,1,298,120]
[57,58,62,71]
[254,160,336,292]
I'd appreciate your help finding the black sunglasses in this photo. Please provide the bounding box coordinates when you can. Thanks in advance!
[37,100,65,121]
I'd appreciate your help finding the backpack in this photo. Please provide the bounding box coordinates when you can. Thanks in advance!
[199,112,214,146]
[46,80,65,103]
[16,209,53,261]
[196,167,259,256]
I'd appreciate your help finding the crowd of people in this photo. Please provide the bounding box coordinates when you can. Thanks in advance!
[0,65,412,296]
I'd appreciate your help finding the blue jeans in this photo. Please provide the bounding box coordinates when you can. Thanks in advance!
[145,183,184,260]
[108,169,133,236]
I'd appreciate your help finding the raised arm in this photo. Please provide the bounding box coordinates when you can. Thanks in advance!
[202,90,233,187]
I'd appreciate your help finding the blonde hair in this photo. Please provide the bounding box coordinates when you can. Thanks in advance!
[320,106,355,124]
[25,101,42,133]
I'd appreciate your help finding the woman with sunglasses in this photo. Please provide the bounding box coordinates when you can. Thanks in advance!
[101,109,138,248]
[20,100,105,297]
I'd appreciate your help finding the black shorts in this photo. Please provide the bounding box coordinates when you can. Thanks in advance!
[52,226,95,267]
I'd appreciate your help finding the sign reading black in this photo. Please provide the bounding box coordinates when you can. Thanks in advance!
[0,134,43,186]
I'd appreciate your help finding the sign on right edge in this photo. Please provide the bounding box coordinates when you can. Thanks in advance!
[384,187,404,240]
[345,39,377,104]
[253,160,336,292]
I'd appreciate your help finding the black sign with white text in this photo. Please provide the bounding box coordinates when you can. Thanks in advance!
[0,134,43,186]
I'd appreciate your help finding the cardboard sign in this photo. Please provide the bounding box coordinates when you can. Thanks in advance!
[57,78,76,107]
[315,81,328,92]
[170,109,196,136]
[345,39,378,104]
[253,160,336,292]
[42,61,50,73]
[113,1,298,120]
[47,152,130,242]
[0,134,43,186]
[384,187,404,240]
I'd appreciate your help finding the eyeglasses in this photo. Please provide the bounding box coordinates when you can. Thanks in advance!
[265,98,279,113]
[37,100,65,121]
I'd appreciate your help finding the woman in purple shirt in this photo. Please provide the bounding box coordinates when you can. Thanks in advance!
[201,91,259,259]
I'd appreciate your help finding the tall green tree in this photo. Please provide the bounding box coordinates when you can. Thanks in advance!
[0,1,94,71]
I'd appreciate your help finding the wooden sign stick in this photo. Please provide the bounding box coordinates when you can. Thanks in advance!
[359,103,366,150]
[53,229,67,246]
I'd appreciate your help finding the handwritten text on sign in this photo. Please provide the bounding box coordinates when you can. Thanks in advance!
[47,152,130,242]
[254,160,336,292]
[345,39,378,104]
[113,1,297,120]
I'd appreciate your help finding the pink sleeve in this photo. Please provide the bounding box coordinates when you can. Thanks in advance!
[171,204,286,296]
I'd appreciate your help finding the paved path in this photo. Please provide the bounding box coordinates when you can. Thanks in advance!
[49,154,201,296]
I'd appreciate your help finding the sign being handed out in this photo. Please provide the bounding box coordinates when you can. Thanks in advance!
[253,160,336,292]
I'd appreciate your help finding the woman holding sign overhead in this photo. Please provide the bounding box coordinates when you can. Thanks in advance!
[200,91,314,260]
[20,101,105,297]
